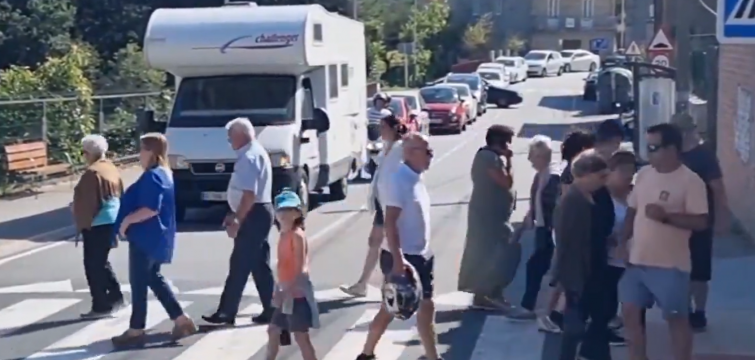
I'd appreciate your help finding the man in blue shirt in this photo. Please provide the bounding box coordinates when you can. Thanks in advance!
[202,117,275,326]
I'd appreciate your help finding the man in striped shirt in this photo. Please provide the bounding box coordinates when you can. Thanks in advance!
[368,93,393,123]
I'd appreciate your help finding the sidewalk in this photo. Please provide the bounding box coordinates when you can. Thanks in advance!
[0,167,143,258]
[613,233,755,360]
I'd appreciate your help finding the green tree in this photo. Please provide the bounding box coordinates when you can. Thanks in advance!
[505,34,526,56]
[462,13,493,59]
[0,0,76,69]
[399,0,449,84]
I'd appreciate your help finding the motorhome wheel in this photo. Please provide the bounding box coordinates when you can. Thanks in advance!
[329,176,348,201]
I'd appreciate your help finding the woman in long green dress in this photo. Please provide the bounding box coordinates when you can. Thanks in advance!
[458,125,519,311]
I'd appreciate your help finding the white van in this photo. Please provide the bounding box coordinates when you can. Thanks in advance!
[142,1,367,220]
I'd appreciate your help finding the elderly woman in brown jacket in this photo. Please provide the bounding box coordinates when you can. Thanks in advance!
[72,134,125,318]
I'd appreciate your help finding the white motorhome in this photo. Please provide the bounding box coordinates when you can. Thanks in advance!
[143,1,367,220]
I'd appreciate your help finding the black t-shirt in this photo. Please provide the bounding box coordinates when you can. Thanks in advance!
[560,163,574,185]
[680,144,721,225]
[591,186,614,269]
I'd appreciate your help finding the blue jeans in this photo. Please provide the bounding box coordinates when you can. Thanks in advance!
[129,243,184,330]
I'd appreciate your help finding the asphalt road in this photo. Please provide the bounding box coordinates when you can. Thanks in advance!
[0,73,620,360]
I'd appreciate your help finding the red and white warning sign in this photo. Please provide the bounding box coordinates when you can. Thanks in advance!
[647,28,673,68]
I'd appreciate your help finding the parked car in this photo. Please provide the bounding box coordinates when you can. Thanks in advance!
[477,62,509,84]
[560,49,600,72]
[365,96,418,132]
[495,56,527,83]
[420,86,468,134]
[476,68,509,88]
[444,83,478,123]
[390,93,430,135]
[583,71,598,101]
[524,50,564,77]
[484,79,523,108]
[443,73,487,116]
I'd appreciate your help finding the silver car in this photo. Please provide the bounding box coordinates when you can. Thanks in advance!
[524,50,564,77]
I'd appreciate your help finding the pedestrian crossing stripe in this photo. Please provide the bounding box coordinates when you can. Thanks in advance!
[0,281,474,307]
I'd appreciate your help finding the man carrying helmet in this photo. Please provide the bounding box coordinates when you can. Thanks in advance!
[356,133,442,360]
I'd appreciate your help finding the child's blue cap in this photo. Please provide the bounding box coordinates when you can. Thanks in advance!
[274,189,302,211]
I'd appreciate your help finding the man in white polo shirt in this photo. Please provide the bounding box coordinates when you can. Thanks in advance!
[356,133,441,360]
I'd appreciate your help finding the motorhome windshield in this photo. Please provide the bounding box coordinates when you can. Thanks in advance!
[169,75,296,127]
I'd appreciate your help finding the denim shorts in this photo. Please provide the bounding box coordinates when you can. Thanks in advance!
[271,297,314,332]
[618,264,690,318]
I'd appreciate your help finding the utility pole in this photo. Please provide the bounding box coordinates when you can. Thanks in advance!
[672,0,691,113]
[352,0,358,19]
[412,0,418,86]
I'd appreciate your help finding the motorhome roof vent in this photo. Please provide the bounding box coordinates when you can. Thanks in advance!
[223,1,258,6]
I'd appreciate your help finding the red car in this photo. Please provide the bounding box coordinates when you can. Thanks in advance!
[419,86,468,134]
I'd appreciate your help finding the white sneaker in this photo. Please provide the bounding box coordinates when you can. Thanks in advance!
[538,316,561,333]
[339,283,367,297]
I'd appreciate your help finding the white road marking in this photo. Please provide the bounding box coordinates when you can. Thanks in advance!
[322,308,417,360]
[0,298,81,333]
[0,280,74,293]
[25,300,191,360]
[469,314,542,360]
[171,303,267,360]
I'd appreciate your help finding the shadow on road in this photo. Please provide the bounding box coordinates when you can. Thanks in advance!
[0,206,73,241]
[517,119,606,141]
[538,95,599,117]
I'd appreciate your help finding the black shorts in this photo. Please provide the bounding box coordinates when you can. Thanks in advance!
[379,250,434,299]
[689,229,713,282]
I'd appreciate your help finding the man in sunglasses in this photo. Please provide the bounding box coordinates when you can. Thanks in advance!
[616,123,708,360]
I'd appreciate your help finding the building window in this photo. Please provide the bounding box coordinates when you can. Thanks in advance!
[736,86,752,163]
[547,0,559,17]
[340,64,349,87]
[472,0,481,16]
[494,0,503,15]
[328,64,338,99]
[314,23,323,42]
[582,0,594,18]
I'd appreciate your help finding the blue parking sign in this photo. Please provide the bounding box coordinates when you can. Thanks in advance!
[590,38,609,50]
[718,0,755,44]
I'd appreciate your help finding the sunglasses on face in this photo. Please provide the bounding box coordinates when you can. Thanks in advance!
[646,144,664,153]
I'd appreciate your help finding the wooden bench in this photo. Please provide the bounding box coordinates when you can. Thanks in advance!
[3,142,71,179]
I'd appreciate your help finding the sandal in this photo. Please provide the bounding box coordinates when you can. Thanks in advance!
[111,330,146,347]
[171,317,198,341]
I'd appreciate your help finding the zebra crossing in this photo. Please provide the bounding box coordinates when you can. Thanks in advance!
[0,286,551,360]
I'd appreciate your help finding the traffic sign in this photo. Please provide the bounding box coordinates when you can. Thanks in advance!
[625,41,642,56]
[717,0,755,44]
[590,38,610,51]
[648,29,673,50]
[651,54,670,67]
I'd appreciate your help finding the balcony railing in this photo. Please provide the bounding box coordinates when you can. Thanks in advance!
[532,15,618,31]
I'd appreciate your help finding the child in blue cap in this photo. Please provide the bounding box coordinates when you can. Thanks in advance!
[266,189,320,360]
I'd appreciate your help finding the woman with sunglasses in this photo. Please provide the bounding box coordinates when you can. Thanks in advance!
[458,124,518,311]
[340,114,408,297]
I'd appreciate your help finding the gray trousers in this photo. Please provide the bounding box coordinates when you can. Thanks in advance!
[218,203,275,316]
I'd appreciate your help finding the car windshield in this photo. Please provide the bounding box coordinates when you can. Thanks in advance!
[497,59,515,66]
[560,51,575,58]
[446,75,479,91]
[420,87,457,104]
[525,52,547,60]
[387,99,406,117]
[395,96,418,110]
[478,72,501,81]
[448,85,470,97]
[171,75,295,127]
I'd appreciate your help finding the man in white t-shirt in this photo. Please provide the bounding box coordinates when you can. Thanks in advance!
[356,133,440,360]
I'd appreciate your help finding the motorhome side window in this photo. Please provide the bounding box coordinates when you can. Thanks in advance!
[328,64,338,99]
[301,86,314,120]
[313,23,323,42]
[340,64,349,87]
[170,75,296,127]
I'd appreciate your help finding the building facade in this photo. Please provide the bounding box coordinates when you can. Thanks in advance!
[529,0,617,52]
[716,45,755,239]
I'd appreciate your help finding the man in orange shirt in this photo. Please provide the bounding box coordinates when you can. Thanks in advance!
[617,123,709,360]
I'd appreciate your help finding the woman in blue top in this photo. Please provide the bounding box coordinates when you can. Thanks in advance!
[111,133,197,347]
